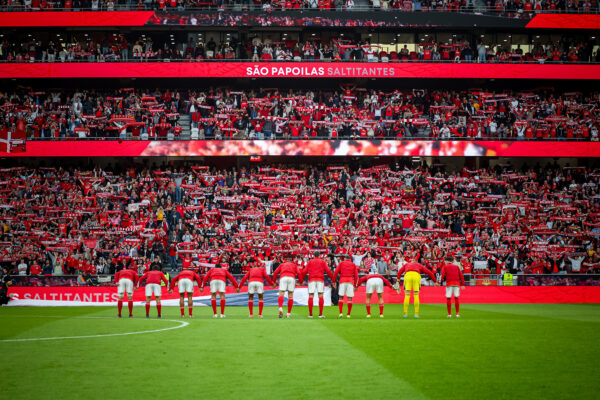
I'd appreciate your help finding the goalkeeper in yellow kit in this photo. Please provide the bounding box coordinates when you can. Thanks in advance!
[395,261,438,318]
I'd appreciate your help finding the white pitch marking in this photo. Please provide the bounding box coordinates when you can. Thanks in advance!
[0,317,189,342]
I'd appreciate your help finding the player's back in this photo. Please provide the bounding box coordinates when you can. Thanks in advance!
[401,261,436,281]
[144,270,165,285]
[177,269,196,280]
[336,260,357,282]
[117,269,136,282]
[403,262,425,273]
[209,268,228,281]
[442,263,463,285]
[249,266,267,281]
[357,273,385,285]
[278,262,299,278]
[305,258,328,280]
[365,273,383,281]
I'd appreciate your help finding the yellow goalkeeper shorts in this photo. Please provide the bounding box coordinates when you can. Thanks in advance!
[404,271,421,292]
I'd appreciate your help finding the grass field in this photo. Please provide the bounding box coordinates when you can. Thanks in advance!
[0,304,598,400]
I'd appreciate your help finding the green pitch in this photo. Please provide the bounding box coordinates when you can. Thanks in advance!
[1,304,598,400]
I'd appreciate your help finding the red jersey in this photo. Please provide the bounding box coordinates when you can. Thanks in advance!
[139,270,168,286]
[333,260,359,285]
[114,269,139,285]
[465,232,474,245]
[462,260,472,274]
[300,257,333,283]
[440,263,465,286]
[397,262,436,281]
[169,269,203,291]
[239,267,274,287]
[356,274,394,288]
[272,262,301,280]
[202,268,238,288]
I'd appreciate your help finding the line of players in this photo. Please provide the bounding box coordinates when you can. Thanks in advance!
[114,253,465,319]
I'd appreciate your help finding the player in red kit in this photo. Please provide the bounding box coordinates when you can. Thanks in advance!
[114,266,139,318]
[169,267,203,318]
[239,259,275,318]
[202,264,239,318]
[333,255,359,318]
[439,257,465,318]
[137,263,168,318]
[298,252,333,318]
[397,261,438,318]
[356,273,394,318]
[272,256,302,318]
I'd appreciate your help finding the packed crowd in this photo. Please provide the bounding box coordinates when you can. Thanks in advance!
[0,0,596,13]
[490,0,597,14]
[1,162,600,283]
[1,87,183,139]
[1,33,598,64]
[1,87,598,140]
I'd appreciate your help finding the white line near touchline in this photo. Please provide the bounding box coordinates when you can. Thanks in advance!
[0,317,189,342]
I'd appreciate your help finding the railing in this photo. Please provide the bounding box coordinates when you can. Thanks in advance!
[7,273,600,287]
[465,273,600,286]
[6,274,242,287]
[7,274,109,287]
[516,274,600,286]
[26,136,599,141]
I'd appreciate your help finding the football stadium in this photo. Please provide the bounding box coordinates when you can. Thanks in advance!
[0,2,599,400]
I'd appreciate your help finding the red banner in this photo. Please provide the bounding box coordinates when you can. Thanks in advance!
[0,11,597,30]
[0,11,154,27]
[8,286,600,305]
[0,62,598,79]
[526,14,600,29]
[353,286,600,303]
[3,140,600,158]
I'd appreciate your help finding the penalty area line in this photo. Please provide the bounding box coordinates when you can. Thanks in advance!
[0,318,189,342]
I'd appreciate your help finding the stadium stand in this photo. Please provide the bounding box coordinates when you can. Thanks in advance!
[2,87,597,140]
[1,162,599,281]
[1,32,598,63]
